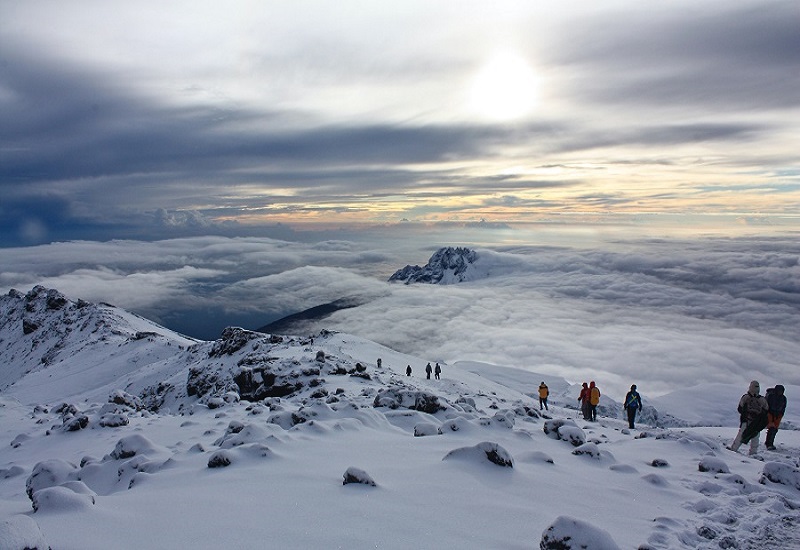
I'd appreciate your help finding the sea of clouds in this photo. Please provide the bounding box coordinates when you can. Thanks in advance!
[1,232,798,398]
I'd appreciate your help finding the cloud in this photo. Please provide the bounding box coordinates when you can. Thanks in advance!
[548,2,800,112]
[0,234,798,395]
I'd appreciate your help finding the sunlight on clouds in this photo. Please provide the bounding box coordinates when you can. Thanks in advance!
[468,51,540,121]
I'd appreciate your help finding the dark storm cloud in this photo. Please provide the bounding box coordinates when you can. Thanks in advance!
[0,52,556,187]
[549,2,800,110]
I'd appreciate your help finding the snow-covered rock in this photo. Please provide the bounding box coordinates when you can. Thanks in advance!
[0,514,50,550]
[388,247,479,284]
[443,441,514,468]
[342,467,376,486]
[540,516,621,550]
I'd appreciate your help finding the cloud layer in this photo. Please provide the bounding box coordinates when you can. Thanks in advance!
[1,233,797,397]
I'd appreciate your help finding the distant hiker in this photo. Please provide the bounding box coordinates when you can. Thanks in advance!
[377,358,382,368]
[538,382,549,411]
[578,383,591,420]
[406,365,412,377]
[434,363,441,380]
[624,384,643,429]
[765,385,787,451]
[425,362,432,379]
[589,381,600,421]
[728,380,769,455]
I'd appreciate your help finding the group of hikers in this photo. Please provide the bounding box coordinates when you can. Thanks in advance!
[541,379,789,447]
[406,362,441,380]
[537,380,643,427]
[728,381,788,454]
[404,362,788,452]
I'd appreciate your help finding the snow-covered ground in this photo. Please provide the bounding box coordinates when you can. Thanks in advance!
[1,287,799,549]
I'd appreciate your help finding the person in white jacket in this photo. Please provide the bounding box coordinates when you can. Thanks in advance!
[728,380,769,455]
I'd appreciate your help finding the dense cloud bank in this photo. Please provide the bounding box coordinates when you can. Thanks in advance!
[1,234,798,397]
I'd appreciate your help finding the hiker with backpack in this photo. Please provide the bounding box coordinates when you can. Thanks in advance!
[538,382,549,411]
[765,384,787,451]
[425,363,432,379]
[589,381,600,421]
[434,363,441,380]
[578,382,591,420]
[624,384,643,429]
[728,380,769,455]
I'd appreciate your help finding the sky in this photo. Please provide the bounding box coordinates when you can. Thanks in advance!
[2,0,800,246]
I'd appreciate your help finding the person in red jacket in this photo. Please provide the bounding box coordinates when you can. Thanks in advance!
[578,382,590,420]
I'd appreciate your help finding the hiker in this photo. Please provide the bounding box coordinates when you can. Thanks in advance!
[765,384,787,451]
[434,363,441,380]
[538,382,549,411]
[425,362,432,379]
[578,383,591,420]
[624,384,643,429]
[728,380,769,455]
[406,365,412,377]
[589,381,600,421]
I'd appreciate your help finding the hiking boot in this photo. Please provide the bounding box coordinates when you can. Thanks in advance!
[766,445,776,451]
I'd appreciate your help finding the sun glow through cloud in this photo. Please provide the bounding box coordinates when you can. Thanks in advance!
[468,52,540,121]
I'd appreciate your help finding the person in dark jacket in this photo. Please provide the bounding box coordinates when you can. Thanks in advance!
[434,363,441,380]
[624,384,643,429]
[728,380,769,455]
[406,365,412,377]
[765,385,787,450]
[425,363,432,379]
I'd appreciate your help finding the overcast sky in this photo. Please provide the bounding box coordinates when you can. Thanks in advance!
[2,1,799,246]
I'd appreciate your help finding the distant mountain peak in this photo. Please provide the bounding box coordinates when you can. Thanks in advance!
[388,246,479,284]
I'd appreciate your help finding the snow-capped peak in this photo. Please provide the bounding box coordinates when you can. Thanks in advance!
[388,246,479,284]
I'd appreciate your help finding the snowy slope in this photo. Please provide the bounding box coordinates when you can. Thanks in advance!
[1,287,799,549]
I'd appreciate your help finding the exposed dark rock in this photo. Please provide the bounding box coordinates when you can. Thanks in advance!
[208,451,233,468]
[373,389,445,414]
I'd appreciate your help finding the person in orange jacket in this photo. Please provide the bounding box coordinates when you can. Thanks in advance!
[538,382,549,411]
[589,381,600,421]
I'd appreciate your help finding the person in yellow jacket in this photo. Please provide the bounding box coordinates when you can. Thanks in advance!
[538,382,549,411]
[589,381,600,421]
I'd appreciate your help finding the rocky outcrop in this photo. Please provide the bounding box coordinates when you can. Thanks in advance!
[389,247,478,284]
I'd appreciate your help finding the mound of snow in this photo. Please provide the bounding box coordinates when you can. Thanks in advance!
[540,516,621,550]
[443,441,514,468]
[0,515,50,549]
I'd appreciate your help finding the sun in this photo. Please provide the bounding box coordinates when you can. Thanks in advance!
[468,52,539,121]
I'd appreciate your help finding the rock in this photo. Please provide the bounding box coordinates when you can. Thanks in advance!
[26,460,78,502]
[443,441,514,468]
[540,516,621,550]
[208,451,233,468]
[99,413,129,428]
[698,457,730,474]
[760,462,800,490]
[0,514,50,549]
[373,389,446,414]
[414,422,442,437]
[343,467,376,486]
